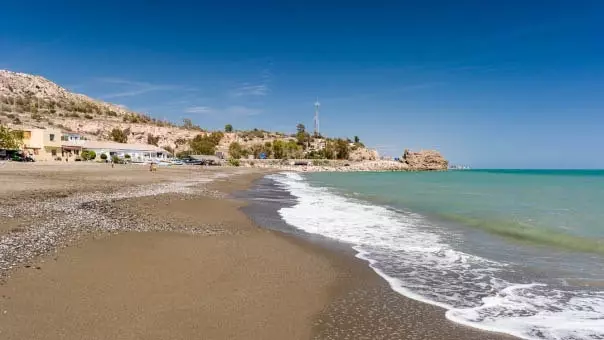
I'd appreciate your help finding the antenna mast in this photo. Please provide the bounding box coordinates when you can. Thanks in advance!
[314,98,320,136]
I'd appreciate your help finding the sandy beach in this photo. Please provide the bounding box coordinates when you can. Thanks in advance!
[0,162,513,339]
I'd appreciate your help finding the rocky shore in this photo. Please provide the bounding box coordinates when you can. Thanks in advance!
[236,149,449,172]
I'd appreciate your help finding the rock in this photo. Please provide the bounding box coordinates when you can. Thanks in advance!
[348,147,379,162]
[402,149,448,171]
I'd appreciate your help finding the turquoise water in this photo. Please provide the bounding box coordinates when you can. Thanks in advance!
[308,170,604,253]
[271,170,604,339]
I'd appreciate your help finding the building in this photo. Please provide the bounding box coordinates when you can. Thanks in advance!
[17,128,171,162]
[43,128,62,159]
[61,132,86,143]
[22,127,62,160]
[308,138,326,151]
[81,141,170,161]
[61,132,86,159]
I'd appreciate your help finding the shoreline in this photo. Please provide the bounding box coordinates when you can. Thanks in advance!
[242,172,516,340]
[0,163,513,339]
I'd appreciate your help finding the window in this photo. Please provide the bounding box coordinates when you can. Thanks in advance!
[49,134,55,141]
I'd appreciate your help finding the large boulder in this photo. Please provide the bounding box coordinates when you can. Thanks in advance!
[402,149,448,170]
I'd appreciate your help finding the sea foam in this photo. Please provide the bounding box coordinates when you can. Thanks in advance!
[269,172,604,340]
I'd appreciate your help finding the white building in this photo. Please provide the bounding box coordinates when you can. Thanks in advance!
[81,141,170,161]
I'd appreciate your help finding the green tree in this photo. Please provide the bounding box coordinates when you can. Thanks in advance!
[335,139,350,160]
[110,128,128,143]
[249,143,272,159]
[286,139,303,158]
[354,136,360,143]
[189,132,223,155]
[0,125,23,149]
[296,123,305,134]
[272,140,286,159]
[100,153,108,160]
[228,142,244,159]
[80,150,97,161]
[208,132,224,145]
[225,124,233,132]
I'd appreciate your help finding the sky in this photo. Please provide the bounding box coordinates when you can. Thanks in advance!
[1,0,603,168]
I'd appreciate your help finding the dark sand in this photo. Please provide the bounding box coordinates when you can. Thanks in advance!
[0,163,514,339]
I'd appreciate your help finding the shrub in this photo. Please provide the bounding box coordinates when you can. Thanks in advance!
[110,128,128,143]
[111,155,119,164]
[0,125,24,149]
[124,154,131,159]
[147,133,159,146]
[100,153,108,160]
[84,114,93,119]
[228,159,240,167]
[31,112,42,121]
[189,132,223,155]
[228,142,243,159]
[81,150,96,161]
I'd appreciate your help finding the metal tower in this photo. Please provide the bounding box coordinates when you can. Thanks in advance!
[314,98,320,136]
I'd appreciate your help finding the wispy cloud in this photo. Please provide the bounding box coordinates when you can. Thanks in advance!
[230,62,274,97]
[185,106,212,114]
[184,105,262,117]
[97,77,182,99]
[230,83,269,97]
[225,105,262,116]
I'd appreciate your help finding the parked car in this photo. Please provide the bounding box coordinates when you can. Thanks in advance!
[12,154,35,162]
[181,157,203,165]
[170,159,184,165]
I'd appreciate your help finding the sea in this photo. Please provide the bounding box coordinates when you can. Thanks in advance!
[245,170,604,340]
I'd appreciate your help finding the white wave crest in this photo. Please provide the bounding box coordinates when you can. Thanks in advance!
[269,172,604,340]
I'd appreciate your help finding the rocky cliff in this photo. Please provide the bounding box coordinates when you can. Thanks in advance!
[402,149,448,170]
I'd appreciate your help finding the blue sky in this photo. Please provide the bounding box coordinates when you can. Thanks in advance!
[1,1,603,168]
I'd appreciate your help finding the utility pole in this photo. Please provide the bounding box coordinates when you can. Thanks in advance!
[314,98,320,136]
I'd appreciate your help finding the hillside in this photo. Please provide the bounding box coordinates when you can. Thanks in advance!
[0,69,419,164]
[0,70,203,151]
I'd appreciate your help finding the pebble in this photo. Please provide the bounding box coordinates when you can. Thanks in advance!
[0,173,232,282]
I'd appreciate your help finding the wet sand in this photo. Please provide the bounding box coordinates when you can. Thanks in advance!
[0,162,514,339]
